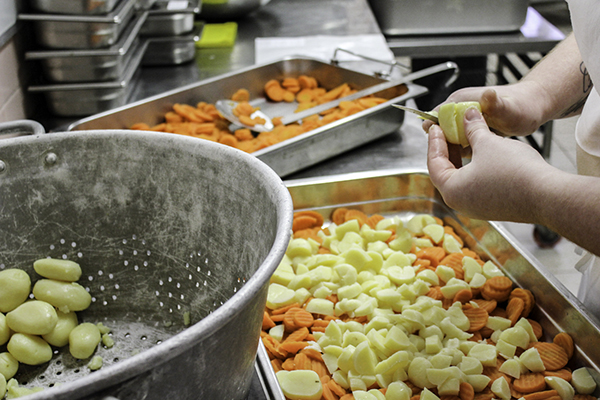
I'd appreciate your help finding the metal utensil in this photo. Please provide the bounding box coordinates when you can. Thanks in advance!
[391,104,438,123]
[216,61,459,132]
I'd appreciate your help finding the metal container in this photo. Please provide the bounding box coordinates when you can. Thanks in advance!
[18,0,137,49]
[28,39,147,116]
[253,168,600,398]
[25,11,147,83]
[28,0,120,15]
[368,0,529,36]
[198,0,270,22]
[140,0,200,36]
[142,24,201,65]
[0,121,293,400]
[67,56,445,177]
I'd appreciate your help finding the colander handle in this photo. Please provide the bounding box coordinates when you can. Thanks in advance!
[0,119,46,138]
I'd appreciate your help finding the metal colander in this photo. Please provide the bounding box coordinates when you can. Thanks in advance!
[0,124,293,400]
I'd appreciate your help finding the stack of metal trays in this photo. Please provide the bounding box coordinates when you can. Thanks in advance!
[140,0,201,66]
[20,0,151,117]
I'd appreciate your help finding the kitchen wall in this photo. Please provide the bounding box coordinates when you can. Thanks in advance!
[0,0,36,123]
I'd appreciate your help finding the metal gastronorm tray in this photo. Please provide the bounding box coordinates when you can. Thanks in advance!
[28,39,148,117]
[67,56,429,177]
[19,0,137,49]
[368,0,528,36]
[255,168,600,399]
[25,11,148,83]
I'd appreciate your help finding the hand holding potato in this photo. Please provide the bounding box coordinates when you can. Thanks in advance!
[427,106,551,222]
[423,82,548,139]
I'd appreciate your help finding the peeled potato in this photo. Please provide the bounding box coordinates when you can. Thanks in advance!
[438,102,482,147]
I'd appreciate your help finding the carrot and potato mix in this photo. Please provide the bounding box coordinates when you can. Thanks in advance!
[129,76,387,154]
[262,209,597,400]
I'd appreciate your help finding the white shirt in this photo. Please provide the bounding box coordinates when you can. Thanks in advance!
[565,0,600,313]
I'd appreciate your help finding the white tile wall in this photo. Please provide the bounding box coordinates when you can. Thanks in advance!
[0,34,28,123]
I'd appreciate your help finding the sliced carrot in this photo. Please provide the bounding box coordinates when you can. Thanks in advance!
[528,318,544,339]
[531,342,569,370]
[321,377,337,400]
[416,246,446,267]
[262,335,287,360]
[311,359,329,378]
[293,309,315,328]
[506,296,525,326]
[328,378,347,397]
[426,286,444,301]
[513,372,547,393]
[453,288,473,304]
[482,276,513,302]
[292,215,319,232]
[281,357,296,371]
[272,302,301,315]
[440,252,465,279]
[279,341,308,354]
[283,307,302,332]
[344,209,368,225]
[262,311,276,331]
[270,313,285,322]
[294,210,325,227]
[285,327,309,343]
[293,351,312,370]
[463,306,488,333]
[331,208,348,225]
[471,299,497,314]
[270,358,283,372]
[366,214,385,229]
[301,348,324,362]
[543,369,572,381]
[553,332,574,359]
[458,382,475,400]
[312,319,330,328]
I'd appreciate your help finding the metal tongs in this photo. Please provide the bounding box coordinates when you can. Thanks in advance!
[216,61,459,132]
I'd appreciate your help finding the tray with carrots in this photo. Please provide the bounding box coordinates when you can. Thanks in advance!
[256,170,600,400]
[67,56,427,177]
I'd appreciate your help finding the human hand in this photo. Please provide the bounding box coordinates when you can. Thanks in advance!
[422,82,546,138]
[427,106,552,222]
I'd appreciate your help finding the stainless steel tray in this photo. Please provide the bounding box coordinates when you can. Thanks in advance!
[28,40,148,116]
[19,0,137,49]
[66,56,431,177]
[368,0,528,36]
[28,0,120,14]
[142,24,201,65]
[255,168,600,398]
[140,0,200,36]
[25,11,148,83]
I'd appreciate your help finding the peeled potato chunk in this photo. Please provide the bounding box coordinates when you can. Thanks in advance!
[276,370,323,400]
[438,102,482,147]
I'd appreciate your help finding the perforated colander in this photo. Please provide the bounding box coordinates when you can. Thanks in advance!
[0,125,293,400]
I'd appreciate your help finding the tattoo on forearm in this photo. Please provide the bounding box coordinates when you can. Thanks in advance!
[581,62,593,93]
[560,62,593,117]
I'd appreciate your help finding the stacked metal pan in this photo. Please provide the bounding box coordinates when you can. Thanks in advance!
[140,0,202,66]
[20,0,151,117]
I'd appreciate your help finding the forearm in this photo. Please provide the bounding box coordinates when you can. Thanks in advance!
[525,167,600,256]
[521,33,592,121]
